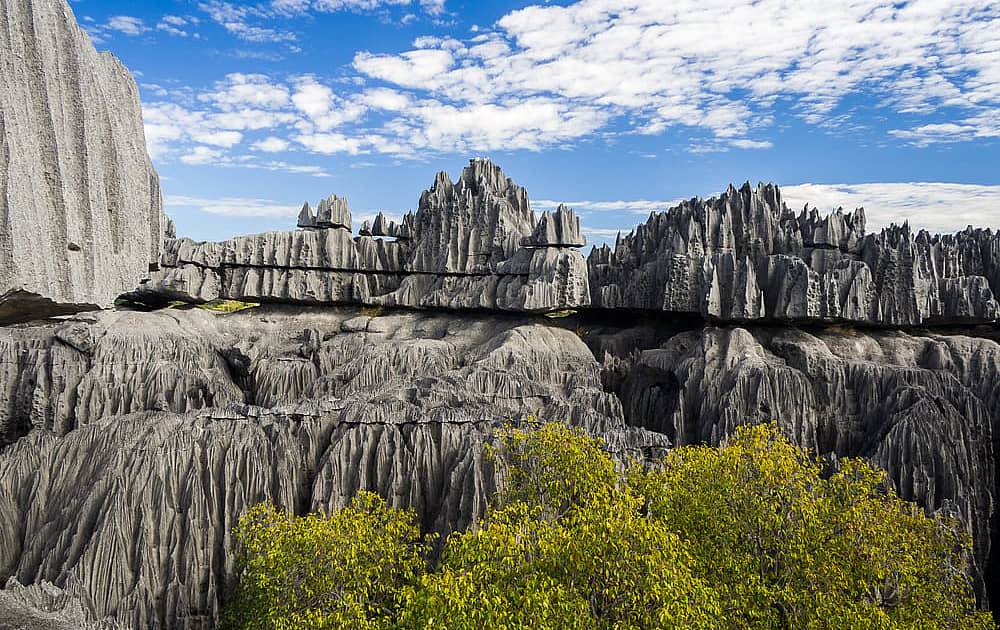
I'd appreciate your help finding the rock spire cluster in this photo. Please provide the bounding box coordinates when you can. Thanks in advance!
[4,0,1000,626]
[138,175,1000,328]
[136,158,591,312]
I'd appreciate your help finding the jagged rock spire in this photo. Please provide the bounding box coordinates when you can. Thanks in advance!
[315,194,352,230]
[297,202,316,228]
[524,204,586,247]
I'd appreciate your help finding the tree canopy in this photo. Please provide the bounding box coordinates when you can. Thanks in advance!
[221,422,994,630]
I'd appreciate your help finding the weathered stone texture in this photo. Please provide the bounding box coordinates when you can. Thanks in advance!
[0,0,165,323]
[2,307,999,627]
[138,159,589,313]
[589,183,1000,325]
[0,306,670,629]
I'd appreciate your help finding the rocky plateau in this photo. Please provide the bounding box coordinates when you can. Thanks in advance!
[2,0,1000,628]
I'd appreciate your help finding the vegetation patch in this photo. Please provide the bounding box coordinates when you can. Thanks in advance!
[196,299,259,313]
[221,423,992,629]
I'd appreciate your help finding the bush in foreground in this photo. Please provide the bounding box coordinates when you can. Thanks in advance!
[221,423,994,629]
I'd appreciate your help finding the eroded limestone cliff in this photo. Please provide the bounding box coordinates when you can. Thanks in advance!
[1,0,999,624]
[1,305,998,628]
[0,0,165,324]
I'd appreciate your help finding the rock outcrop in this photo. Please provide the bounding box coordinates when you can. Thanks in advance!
[139,172,1000,327]
[0,306,668,629]
[1,305,998,628]
[0,0,165,324]
[589,183,1000,326]
[2,1,999,626]
[136,159,591,313]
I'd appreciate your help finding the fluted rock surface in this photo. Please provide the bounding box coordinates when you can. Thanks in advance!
[0,579,126,630]
[138,159,589,313]
[0,306,669,628]
[589,183,1000,325]
[408,158,535,274]
[595,321,998,601]
[3,305,1000,626]
[523,205,586,248]
[0,0,165,323]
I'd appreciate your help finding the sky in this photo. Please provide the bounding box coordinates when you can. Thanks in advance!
[70,0,1000,247]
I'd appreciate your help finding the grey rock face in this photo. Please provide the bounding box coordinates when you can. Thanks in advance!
[140,166,1000,326]
[314,194,351,230]
[2,307,999,627]
[408,158,535,274]
[589,183,1000,325]
[0,306,668,628]
[0,579,126,630]
[523,205,586,248]
[594,320,1000,603]
[138,159,589,313]
[0,0,165,323]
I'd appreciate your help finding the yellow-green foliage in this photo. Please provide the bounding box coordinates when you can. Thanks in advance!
[360,305,386,318]
[219,493,427,630]
[197,299,259,313]
[222,424,994,630]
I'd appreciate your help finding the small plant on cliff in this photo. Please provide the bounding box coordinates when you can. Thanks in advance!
[222,423,994,630]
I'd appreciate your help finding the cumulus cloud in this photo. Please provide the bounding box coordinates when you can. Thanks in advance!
[203,74,292,110]
[144,0,1000,165]
[782,182,1000,234]
[107,15,149,35]
[251,137,292,152]
[165,195,303,217]
[354,0,1000,147]
[180,146,224,165]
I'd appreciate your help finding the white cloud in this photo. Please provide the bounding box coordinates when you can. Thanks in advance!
[295,132,365,154]
[191,130,243,147]
[107,15,149,36]
[203,74,291,110]
[165,195,303,217]
[197,1,296,42]
[198,0,446,43]
[142,0,999,166]
[730,139,774,150]
[353,0,1000,147]
[156,15,201,37]
[180,146,224,165]
[252,137,292,152]
[782,182,1000,234]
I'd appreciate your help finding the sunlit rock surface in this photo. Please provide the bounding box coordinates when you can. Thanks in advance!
[588,183,1000,325]
[1,305,999,627]
[0,0,165,323]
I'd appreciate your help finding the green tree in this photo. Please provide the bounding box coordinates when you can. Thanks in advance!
[221,422,994,630]
[631,423,993,629]
[219,492,426,630]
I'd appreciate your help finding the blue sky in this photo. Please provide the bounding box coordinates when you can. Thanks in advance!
[71,0,1000,246]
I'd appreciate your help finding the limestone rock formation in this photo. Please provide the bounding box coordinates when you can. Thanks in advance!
[0,306,669,628]
[0,0,165,324]
[141,169,1000,327]
[137,159,590,313]
[2,305,999,627]
[0,579,125,630]
[589,183,1000,326]
[523,204,586,248]
[408,158,534,274]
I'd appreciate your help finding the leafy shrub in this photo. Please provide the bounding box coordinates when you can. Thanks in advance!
[222,423,994,630]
